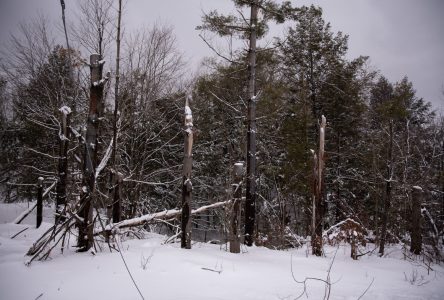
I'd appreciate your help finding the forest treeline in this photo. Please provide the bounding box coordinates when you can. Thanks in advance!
[0,0,442,259]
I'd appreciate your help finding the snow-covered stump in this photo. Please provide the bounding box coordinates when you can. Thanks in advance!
[36,177,43,228]
[181,96,194,249]
[411,186,423,255]
[230,162,243,253]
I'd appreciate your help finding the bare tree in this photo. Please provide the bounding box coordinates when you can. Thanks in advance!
[116,24,185,218]
[71,0,115,58]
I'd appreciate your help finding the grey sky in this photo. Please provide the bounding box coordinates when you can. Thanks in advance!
[1,0,443,112]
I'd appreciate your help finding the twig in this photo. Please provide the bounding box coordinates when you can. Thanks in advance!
[209,91,241,114]
[291,247,338,300]
[115,236,145,300]
[10,227,29,239]
[198,34,240,64]
[34,293,43,300]
[357,277,375,300]
[201,267,222,274]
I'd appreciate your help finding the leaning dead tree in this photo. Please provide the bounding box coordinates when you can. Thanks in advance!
[181,96,194,249]
[312,115,326,256]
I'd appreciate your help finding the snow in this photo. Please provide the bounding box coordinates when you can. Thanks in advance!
[59,106,72,115]
[185,105,192,117]
[95,137,113,179]
[1,203,444,300]
[93,79,106,87]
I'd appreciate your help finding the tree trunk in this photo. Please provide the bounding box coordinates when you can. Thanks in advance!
[78,54,104,252]
[56,108,70,224]
[351,234,357,260]
[112,173,123,223]
[410,186,422,255]
[311,151,317,251]
[181,97,193,249]
[36,177,43,228]
[312,115,326,256]
[109,0,122,223]
[245,0,258,247]
[230,162,243,253]
[379,120,393,256]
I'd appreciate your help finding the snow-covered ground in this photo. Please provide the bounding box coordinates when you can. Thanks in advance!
[1,202,443,300]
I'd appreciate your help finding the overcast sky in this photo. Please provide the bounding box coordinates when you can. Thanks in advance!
[1,0,443,112]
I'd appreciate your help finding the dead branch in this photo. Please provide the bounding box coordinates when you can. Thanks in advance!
[97,200,231,235]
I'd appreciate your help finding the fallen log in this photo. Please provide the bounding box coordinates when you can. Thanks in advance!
[97,200,231,235]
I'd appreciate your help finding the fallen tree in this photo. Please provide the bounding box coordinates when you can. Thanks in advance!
[26,199,231,264]
[101,200,231,234]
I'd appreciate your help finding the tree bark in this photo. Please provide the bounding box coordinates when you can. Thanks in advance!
[109,0,122,223]
[230,162,243,253]
[245,0,258,247]
[112,173,123,223]
[78,54,104,252]
[56,108,70,224]
[181,97,193,249]
[312,115,326,256]
[36,177,43,228]
[410,186,422,255]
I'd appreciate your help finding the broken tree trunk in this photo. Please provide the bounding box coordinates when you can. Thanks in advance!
[245,0,259,248]
[410,186,423,255]
[36,177,43,228]
[230,162,243,253]
[78,54,105,252]
[56,106,71,224]
[181,96,194,249]
[312,115,326,256]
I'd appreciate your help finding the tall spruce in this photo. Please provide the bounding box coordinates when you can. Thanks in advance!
[198,0,294,246]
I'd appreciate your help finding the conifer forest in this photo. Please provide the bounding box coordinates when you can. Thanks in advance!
[0,1,443,299]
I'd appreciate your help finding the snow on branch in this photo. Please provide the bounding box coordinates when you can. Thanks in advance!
[59,105,72,115]
[99,200,231,233]
[323,218,363,237]
[92,71,111,87]
[25,147,60,160]
[95,137,113,179]
[184,96,193,128]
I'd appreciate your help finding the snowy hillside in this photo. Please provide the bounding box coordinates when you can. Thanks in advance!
[0,202,443,300]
